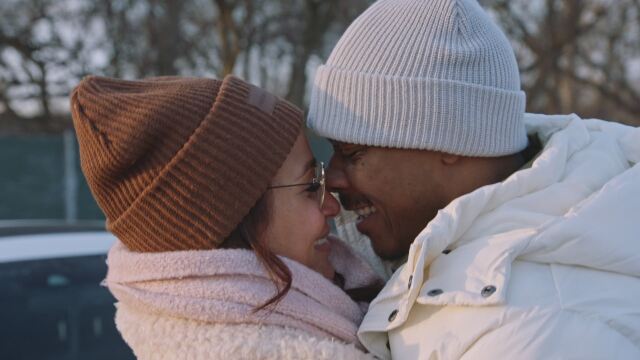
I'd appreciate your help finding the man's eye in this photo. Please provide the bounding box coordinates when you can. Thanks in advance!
[344,150,365,163]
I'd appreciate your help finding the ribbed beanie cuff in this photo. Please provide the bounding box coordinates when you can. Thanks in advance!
[309,66,527,156]
[307,0,529,157]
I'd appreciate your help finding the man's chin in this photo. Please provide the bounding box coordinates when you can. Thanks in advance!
[370,237,409,261]
[354,215,411,259]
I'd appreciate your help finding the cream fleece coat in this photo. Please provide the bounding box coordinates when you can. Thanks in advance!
[105,236,380,359]
[114,308,373,360]
[357,113,640,359]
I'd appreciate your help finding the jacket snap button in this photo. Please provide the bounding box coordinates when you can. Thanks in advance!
[442,249,452,254]
[481,285,496,297]
[408,275,413,289]
[388,309,398,322]
[427,289,443,296]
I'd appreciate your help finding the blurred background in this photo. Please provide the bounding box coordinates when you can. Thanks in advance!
[1,0,640,220]
[1,0,639,359]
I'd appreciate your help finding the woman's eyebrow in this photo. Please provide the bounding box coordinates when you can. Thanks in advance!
[305,158,317,173]
[296,158,317,180]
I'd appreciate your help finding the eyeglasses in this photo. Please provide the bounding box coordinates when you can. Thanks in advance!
[267,162,325,207]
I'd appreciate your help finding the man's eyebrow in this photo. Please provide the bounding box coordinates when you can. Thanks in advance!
[330,141,368,157]
[337,143,366,153]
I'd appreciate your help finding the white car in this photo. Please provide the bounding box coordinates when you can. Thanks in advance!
[0,220,134,359]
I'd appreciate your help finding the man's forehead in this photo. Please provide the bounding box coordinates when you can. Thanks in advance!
[329,140,369,151]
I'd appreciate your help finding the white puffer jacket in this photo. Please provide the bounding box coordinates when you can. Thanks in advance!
[358,114,640,359]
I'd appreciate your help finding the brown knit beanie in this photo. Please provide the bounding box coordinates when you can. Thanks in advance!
[70,75,303,252]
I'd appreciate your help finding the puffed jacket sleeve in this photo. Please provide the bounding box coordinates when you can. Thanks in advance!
[460,309,640,359]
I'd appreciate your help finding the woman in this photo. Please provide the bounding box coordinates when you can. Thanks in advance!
[71,75,382,359]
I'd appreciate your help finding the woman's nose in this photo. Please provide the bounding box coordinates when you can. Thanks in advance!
[322,191,341,218]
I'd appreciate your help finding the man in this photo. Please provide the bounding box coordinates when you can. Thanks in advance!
[308,0,640,359]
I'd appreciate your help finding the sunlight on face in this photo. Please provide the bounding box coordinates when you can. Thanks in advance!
[327,142,449,260]
[261,131,340,280]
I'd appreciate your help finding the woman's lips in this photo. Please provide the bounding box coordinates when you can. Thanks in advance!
[314,225,332,253]
[314,237,332,253]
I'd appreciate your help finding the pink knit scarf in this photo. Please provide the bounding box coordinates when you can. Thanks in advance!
[104,236,380,347]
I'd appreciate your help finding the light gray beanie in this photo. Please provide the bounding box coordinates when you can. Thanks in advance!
[308,0,528,156]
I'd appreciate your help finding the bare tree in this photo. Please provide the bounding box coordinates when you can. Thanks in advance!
[95,0,188,77]
[281,0,372,106]
[0,0,73,132]
[0,0,373,134]
[485,0,640,125]
[4,0,637,134]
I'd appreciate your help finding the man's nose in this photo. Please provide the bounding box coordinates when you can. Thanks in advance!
[326,155,349,192]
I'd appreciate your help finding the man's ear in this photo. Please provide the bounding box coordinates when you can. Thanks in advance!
[441,153,460,166]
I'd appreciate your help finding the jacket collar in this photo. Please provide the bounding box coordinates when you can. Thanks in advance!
[360,113,586,333]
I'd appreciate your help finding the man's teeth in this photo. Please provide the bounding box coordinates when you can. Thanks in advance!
[315,238,328,246]
[355,206,376,219]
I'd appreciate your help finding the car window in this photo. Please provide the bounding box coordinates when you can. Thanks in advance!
[0,255,135,359]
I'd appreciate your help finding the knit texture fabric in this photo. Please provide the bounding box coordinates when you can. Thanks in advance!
[71,75,302,252]
[308,0,528,156]
[114,312,375,360]
[104,236,382,347]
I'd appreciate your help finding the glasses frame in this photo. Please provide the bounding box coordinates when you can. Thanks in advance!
[267,161,325,207]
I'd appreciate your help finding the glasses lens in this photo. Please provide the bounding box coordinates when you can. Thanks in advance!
[317,162,325,207]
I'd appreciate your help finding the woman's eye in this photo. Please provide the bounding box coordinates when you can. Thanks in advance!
[305,182,320,193]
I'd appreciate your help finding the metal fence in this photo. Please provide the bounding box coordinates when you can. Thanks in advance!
[0,130,333,221]
[0,131,103,221]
